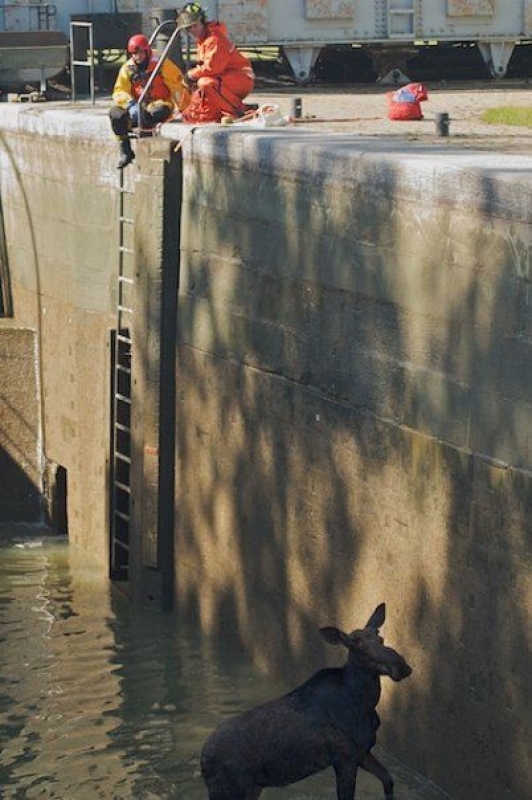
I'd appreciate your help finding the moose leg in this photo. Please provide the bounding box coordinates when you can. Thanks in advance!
[332,762,357,800]
[360,751,394,799]
[206,787,261,800]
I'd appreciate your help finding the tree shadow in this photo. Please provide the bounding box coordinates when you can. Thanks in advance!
[171,131,531,798]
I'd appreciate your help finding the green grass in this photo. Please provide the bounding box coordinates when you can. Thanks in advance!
[481,106,532,128]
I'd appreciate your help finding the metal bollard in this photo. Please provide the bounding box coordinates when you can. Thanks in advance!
[435,112,450,137]
[291,97,302,119]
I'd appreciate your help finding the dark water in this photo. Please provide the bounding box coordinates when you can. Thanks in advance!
[0,536,444,800]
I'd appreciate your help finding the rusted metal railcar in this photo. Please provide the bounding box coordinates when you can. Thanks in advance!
[205,0,532,82]
[0,1,530,84]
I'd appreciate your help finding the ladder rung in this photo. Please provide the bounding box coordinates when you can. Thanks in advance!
[119,246,134,255]
[115,452,131,464]
[117,334,131,344]
[114,480,131,494]
[113,539,130,552]
[118,305,133,314]
[116,364,131,375]
[115,510,130,523]
[115,393,131,405]
[118,276,134,285]
[119,216,134,225]
[114,421,131,433]
[118,186,135,195]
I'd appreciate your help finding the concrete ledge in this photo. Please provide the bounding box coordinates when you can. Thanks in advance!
[0,102,530,221]
[0,101,113,140]
[164,124,532,221]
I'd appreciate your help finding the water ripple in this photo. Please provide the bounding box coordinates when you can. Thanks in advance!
[0,537,438,800]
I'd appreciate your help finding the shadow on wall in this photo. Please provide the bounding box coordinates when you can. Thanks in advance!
[0,327,42,524]
[0,191,13,317]
[0,445,41,523]
[169,136,531,799]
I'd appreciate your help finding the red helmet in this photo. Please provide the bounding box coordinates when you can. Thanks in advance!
[127,34,151,57]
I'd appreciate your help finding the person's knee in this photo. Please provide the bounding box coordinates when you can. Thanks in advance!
[197,77,217,90]
[110,105,129,136]
[147,102,172,125]
[110,105,127,122]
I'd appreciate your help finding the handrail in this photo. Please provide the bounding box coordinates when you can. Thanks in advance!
[148,19,176,48]
[69,21,95,105]
[150,18,190,71]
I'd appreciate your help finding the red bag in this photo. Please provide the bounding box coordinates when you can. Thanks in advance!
[387,83,428,121]
[181,89,222,124]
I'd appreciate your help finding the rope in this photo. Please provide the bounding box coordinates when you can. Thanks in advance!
[289,116,383,124]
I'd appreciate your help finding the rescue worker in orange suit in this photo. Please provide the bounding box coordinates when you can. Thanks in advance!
[176,3,255,123]
[110,33,190,169]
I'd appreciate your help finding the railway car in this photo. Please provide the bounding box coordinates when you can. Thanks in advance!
[203,0,532,82]
[0,0,530,85]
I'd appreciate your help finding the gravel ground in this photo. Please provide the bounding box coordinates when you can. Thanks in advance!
[247,79,532,152]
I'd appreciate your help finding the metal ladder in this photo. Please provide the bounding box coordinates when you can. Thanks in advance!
[110,169,135,581]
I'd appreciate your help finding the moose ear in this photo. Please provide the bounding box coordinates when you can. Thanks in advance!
[319,626,346,646]
[365,603,386,630]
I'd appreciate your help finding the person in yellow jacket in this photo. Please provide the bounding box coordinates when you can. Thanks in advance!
[110,33,190,169]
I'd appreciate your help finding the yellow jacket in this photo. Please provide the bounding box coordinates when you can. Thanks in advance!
[113,53,190,111]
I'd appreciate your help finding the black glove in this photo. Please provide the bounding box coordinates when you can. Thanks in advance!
[183,73,196,91]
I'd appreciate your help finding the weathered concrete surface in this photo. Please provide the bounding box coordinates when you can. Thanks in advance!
[241,82,532,153]
[0,100,179,597]
[0,102,117,561]
[0,99,531,798]
[173,126,532,800]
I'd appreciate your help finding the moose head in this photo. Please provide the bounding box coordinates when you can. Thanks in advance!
[320,603,412,682]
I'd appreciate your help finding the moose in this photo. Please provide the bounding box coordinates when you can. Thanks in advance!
[201,603,412,799]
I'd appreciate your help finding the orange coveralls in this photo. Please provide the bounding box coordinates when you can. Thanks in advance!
[183,21,255,122]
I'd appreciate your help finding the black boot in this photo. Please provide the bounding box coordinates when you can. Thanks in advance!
[117,138,135,170]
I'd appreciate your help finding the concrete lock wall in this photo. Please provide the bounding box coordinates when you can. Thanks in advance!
[175,131,532,800]
[0,105,179,584]
[0,105,531,798]
[0,110,119,556]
